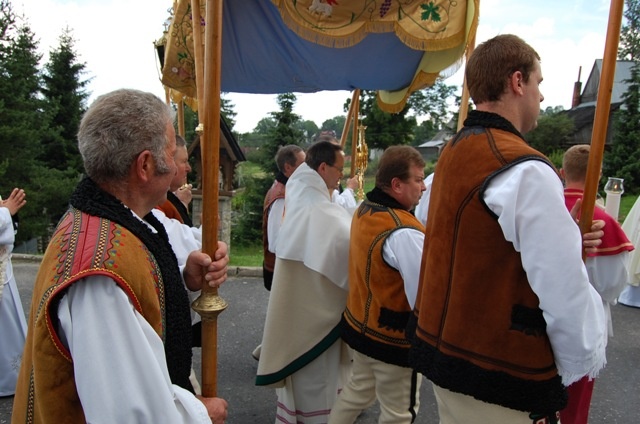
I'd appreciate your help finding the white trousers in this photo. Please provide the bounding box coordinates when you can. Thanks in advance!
[328,350,421,424]
[275,340,352,424]
[433,385,561,424]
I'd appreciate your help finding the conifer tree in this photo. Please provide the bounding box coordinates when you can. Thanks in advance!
[40,26,89,173]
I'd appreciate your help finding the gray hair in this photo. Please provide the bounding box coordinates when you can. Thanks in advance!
[78,89,175,184]
[275,145,304,172]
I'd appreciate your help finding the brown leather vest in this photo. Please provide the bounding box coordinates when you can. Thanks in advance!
[410,125,566,415]
[342,200,423,367]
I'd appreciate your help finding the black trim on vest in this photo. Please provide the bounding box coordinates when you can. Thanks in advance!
[407,315,567,415]
[379,307,411,332]
[464,110,524,138]
[366,187,406,211]
[70,177,194,393]
[340,315,411,368]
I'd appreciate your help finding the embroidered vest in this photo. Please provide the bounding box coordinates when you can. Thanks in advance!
[12,209,166,424]
[342,199,423,367]
[409,125,567,415]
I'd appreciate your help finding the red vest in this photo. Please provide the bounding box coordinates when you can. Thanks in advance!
[564,188,634,257]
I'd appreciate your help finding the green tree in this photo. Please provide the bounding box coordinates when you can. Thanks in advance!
[619,0,640,60]
[413,120,439,146]
[40,26,90,173]
[603,64,640,194]
[525,107,574,155]
[231,93,304,248]
[221,93,237,129]
[260,93,304,175]
[360,90,416,150]
[294,119,319,145]
[320,115,347,140]
[408,80,457,129]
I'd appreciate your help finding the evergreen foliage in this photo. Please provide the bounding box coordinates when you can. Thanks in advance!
[619,0,640,60]
[231,93,304,247]
[40,27,89,173]
[259,93,305,175]
[603,64,640,194]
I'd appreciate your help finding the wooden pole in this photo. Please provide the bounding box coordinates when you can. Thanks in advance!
[177,100,185,137]
[578,0,624,256]
[340,90,359,148]
[350,90,360,178]
[191,0,227,398]
[457,33,476,131]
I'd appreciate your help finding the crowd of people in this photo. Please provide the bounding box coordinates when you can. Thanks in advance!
[1,32,639,424]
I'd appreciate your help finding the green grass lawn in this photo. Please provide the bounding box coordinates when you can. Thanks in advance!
[229,244,263,267]
[618,193,638,224]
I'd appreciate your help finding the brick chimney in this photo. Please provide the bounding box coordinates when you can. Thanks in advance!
[572,66,582,108]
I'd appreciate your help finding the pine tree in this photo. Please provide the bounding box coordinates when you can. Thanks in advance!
[0,9,54,242]
[619,0,640,60]
[40,26,89,173]
[603,64,640,194]
[261,93,304,175]
[231,93,303,247]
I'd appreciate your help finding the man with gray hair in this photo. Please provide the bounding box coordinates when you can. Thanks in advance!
[13,89,229,423]
[262,144,305,291]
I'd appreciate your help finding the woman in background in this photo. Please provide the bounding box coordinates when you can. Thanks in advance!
[0,188,27,396]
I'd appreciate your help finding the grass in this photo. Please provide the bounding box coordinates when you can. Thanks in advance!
[229,244,263,267]
[618,194,638,224]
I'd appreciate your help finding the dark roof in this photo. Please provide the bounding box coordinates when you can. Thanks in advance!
[564,103,621,131]
[577,60,635,107]
[188,116,246,163]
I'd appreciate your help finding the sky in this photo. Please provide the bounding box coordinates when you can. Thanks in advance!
[20,0,615,134]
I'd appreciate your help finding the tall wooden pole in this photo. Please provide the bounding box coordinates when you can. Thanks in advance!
[350,90,360,178]
[578,0,624,255]
[191,0,227,397]
[340,90,359,148]
[177,100,186,137]
[457,33,476,131]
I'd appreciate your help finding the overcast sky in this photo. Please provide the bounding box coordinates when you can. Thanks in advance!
[21,0,614,133]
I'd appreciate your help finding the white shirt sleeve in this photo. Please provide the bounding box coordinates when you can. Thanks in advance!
[382,228,425,308]
[267,198,285,253]
[586,253,630,304]
[332,188,357,211]
[414,173,434,227]
[0,207,15,246]
[483,160,607,385]
[57,276,211,423]
[152,209,201,267]
[586,253,631,338]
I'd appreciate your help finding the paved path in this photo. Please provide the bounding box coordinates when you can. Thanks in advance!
[2,258,639,423]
